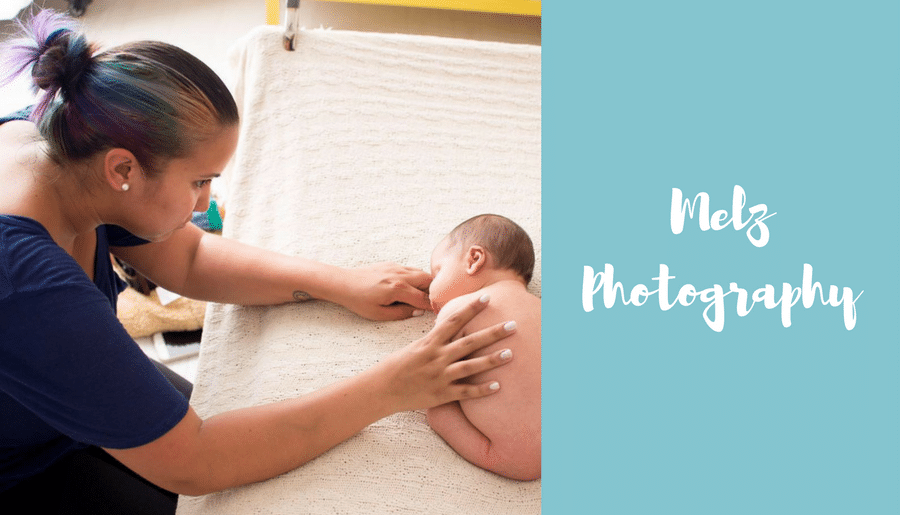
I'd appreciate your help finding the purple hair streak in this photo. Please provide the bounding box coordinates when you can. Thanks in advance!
[0,10,80,122]
[0,9,238,174]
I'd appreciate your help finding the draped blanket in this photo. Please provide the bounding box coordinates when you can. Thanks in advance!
[178,26,541,514]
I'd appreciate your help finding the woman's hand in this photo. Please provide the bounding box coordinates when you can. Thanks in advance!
[332,262,433,321]
[375,294,516,413]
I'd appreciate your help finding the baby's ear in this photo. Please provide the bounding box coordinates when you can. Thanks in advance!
[465,245,488,275]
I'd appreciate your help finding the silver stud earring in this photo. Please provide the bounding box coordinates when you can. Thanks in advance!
[121,183,130,191]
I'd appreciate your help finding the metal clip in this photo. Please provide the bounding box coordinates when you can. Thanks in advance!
[283,0,300,51]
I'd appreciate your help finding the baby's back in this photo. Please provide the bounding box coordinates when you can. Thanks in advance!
[437,280,541,476]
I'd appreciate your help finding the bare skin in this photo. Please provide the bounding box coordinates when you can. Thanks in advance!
[426,239,541,481]
[0,119,515,494]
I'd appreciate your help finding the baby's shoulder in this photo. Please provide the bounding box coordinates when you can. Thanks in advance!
[434,290,485,326]
[483,281,541,319]
[434,282,539,332]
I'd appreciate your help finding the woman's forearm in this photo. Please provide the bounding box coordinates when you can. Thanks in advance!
[114,224,431,319]
[182,231,432,320]
[109,364,394,496]
[181,231,341,306]
[192,366,393,494]
[113,225,340,307]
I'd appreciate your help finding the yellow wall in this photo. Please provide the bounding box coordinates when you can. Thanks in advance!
[268,0,540,25]
[313,0,539,16]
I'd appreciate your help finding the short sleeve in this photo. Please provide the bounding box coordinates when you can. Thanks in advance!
[0,283,189,449]
[0,106,32,124]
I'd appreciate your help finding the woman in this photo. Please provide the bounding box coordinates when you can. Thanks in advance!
[0,10,516,513]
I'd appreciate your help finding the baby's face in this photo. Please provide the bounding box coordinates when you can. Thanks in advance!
[429,239,471,313]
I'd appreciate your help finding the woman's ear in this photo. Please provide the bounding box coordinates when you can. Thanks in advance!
[103,148,140,192]
[465,245,488,275]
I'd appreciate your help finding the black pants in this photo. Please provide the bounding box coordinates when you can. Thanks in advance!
[0,361,193,515]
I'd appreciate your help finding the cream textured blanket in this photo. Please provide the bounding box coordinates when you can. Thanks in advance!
[177,26,540,514]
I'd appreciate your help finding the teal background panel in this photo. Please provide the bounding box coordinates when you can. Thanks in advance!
[544,1,900,514]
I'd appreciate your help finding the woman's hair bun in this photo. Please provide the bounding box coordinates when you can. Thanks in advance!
[2,9,239,171]
[0,10,98,124]
[32,28,93,94]
[0,10,93,98]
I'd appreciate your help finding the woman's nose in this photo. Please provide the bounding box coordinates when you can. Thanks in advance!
[194,187,211,213]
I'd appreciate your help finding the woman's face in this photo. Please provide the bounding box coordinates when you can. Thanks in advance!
[124,125,239,241]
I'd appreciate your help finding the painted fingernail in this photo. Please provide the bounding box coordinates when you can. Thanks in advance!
[480,294,491,304]
[500,349,513,360]
[489,382,500,391]
[412,309,425,317]
[504,321,517,332]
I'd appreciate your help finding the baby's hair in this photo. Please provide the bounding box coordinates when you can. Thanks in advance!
[447,214,535,285]
[0,10,239,176]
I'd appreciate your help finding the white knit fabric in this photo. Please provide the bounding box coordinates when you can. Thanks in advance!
[177,26,541,515]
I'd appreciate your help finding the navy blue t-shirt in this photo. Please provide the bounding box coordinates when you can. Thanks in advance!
[0,216,190,492]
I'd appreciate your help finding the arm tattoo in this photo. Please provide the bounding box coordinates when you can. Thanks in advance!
[293,290,312,302]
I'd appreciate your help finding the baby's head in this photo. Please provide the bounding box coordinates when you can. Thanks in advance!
[429,214,535,312]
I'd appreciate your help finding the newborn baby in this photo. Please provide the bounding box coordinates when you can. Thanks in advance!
[426,214,541,481]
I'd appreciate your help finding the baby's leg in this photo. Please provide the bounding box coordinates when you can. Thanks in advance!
[427,402,540,480]
[426,402,505,476]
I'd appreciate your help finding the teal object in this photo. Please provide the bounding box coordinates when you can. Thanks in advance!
[206,199,222,230]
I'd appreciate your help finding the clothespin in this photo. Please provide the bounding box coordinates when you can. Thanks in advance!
[283,0,300,51]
